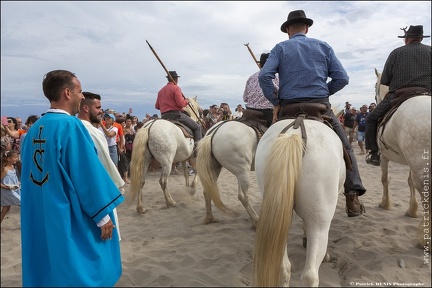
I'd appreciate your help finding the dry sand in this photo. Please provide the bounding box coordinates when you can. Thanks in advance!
[1,145,431,287]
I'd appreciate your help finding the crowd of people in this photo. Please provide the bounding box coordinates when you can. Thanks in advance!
[0,8,430,287]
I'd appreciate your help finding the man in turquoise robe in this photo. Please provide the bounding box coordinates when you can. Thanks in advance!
[20,70,124,287]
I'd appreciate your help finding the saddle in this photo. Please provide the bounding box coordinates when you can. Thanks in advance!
[379,87,430,128]
[157,117,193,139]
[279,103,353,171]
[235,109,268,139]
[377,87,430,152]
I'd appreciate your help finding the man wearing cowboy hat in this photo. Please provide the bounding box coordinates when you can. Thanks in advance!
[259,10,366,217]
[155,71,202,156]
[365,25,431,166]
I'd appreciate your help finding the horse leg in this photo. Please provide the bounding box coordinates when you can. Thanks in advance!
[379,156,391,210]
[302,221,331,262]
[136,180,147,214]
[301,226,331,287]
[181,160,189,187]
[160,164,176,208]
[188,158,198,190]
[136,158,151,214]
[404,170,419,217]
[237,172,259,228]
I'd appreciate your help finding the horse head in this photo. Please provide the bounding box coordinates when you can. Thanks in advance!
[374,68,389,105]
[183,96,201,122]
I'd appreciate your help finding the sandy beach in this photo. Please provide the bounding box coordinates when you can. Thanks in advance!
[1,144,431,287]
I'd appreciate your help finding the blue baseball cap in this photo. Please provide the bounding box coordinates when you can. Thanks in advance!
[104,113,115,120]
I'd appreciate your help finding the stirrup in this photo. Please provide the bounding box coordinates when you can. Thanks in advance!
[346,200,366,217]
[365,152,380,166]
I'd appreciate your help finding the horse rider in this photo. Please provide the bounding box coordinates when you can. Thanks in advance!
[365,25,431,166]
[243,52,279,128]
[258,10,367,217]
[155,71,202,156]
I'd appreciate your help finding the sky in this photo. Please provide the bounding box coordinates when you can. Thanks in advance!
[1,1,431,122]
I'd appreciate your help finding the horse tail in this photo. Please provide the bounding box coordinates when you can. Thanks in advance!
[196,135,233,214]
[128,126,149,205]
[253,133,304,287]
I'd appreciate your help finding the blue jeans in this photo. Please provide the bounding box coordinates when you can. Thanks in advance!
[108,145,118,166]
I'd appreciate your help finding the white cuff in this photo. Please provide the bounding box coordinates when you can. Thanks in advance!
[96,215,111,227]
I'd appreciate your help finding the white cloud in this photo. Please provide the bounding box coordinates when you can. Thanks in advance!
[1,1,431,120]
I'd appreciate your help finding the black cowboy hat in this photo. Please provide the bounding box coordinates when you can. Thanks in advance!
[166,71,180,79]
[280,10,313,33]
[398,25,430,38]
[259,53,270,68]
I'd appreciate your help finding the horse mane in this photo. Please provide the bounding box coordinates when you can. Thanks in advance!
[183,96,200,122]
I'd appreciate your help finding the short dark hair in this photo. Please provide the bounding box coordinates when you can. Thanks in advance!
[25,115,39,125]
[82,91,101,100]
[81,92,101,108]
[42,70,76,102]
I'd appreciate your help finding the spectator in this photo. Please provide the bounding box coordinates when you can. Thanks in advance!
[233,104,244,119]
[99,113,119,166]
[206,104,219,128]
[219,103,233,121]
[20,69,124,286]
[353,105,369,155]
[343,107,357,146]
[1,150,21,223]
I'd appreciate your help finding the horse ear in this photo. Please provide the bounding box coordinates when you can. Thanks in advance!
[193,95,197,101]
[374,68,378,76]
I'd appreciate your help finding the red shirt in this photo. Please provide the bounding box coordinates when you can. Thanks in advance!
[155,82,188,113]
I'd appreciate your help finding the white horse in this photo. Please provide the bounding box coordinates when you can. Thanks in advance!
[374,68,431,248]
[129,97,201,214]
[196,108,344,230]
[252,117,345,287]
[196,120,262,228]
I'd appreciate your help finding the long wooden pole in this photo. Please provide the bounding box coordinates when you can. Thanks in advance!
[146,40,206,130]
[244,43,260,69]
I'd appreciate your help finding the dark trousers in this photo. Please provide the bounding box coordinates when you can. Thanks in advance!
[245,107,274,128]
[162,111,202,143]
[280,97,366,196]
[365,93,394,152]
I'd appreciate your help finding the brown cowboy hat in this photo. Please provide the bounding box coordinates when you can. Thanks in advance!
[398,25,430,38]
[280,10,313,33]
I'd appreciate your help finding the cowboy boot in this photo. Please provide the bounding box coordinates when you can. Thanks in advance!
[344,191,364,217]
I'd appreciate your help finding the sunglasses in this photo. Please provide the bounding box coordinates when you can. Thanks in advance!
[7,119,12,123]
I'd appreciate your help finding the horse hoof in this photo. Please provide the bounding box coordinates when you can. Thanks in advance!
[378,203,390,210]
[204,217,218,224]
[404,211,418,218]
[167,202,176,208]
[303,237,307,248]
[137,207,147,214]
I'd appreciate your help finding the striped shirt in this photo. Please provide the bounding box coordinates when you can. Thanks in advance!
[259,33,349,106]
[381,42,431,92]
